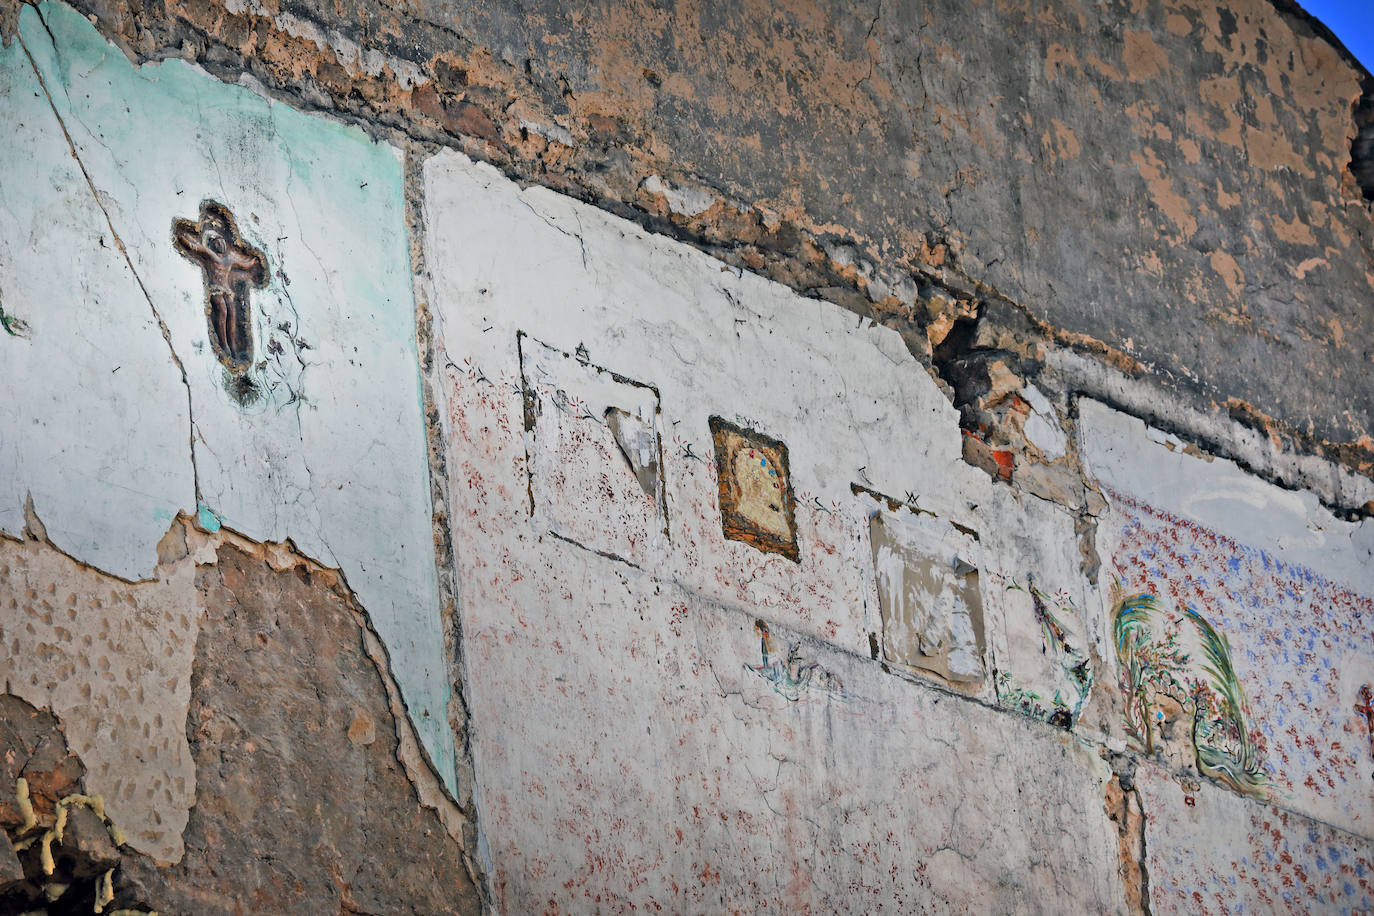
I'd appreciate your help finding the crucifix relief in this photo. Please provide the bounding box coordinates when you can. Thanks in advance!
[172,201,267,374]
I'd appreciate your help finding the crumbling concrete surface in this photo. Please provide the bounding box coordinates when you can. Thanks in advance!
[118,541,481,915]
[0,693,146,915]
[26,0,1374,498]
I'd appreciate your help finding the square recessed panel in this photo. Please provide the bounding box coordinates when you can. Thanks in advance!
[709,417,798,562]
[869,512,984,685]
[519,333,666,567]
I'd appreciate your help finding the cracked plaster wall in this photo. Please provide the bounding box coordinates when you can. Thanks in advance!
[0,1,458,794]
[1081,399,1374,910]
[23,0,1374,494]
[1,0,1373,912]
[424,149,1374,910]
[427,150,1126,910]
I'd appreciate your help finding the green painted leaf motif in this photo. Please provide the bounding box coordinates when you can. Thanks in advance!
[1185,606,1268,799]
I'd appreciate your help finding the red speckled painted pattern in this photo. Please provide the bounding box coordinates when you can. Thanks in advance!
[1106,486,1374,836]
[1136,760,1374,915]
[441,357,1126,912]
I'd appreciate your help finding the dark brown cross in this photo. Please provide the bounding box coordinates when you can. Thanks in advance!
[1356,684,1374,762]
[173,201,267,373]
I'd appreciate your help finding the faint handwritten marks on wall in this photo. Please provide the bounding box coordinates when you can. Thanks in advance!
[708,417,798,562]
[172,201,267,400]
[517,332,667,568]
[869,511,985,687]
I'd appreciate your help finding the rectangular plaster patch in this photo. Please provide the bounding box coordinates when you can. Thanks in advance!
[709,416,799,562]
[869,512,984,685]
[519,333,666,568]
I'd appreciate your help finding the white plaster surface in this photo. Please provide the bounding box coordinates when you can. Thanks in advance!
[1079,397,1373,594]
[425,151,993,657]
[641,174,716,217]
[1022,384,1068,461]
[468,578,1128,912]
[424,149,1132,907]
[0,32,193,578]
[3,3,456,789]
[980,488,1095,724]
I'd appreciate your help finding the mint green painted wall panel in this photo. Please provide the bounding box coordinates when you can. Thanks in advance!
[4,3,456,792]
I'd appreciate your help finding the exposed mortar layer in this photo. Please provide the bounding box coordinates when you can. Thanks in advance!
[204,525,479,860]
[403,139,488,899]
[1104,754,1152,916]
[7,0,1371,516]
[2,506,481,884]
[1,528,483,912]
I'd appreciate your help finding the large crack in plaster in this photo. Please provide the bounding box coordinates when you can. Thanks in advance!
[18,9,205,513]
[405,144,483,864]
[7,1,463,799]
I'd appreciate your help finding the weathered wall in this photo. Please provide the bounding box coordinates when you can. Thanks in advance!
[1,0,1372,912]
[1,0,458,788]
[425,149,1374,912]
[26,0,1374,500]
[2,3,482,910]
[1,528,480,913]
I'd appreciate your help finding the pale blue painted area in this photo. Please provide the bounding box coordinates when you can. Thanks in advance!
[15,3,456,793]
[196,503,223,534]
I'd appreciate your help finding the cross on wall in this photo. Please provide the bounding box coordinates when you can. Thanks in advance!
[173,201,267,373]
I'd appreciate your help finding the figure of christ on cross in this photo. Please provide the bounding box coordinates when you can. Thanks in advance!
[173,201,268,373]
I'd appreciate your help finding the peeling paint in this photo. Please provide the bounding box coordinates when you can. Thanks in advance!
[2,0,1373,909]
[4,2,458,790]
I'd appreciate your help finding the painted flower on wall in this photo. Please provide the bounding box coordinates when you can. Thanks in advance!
[1112,583,1268,800]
